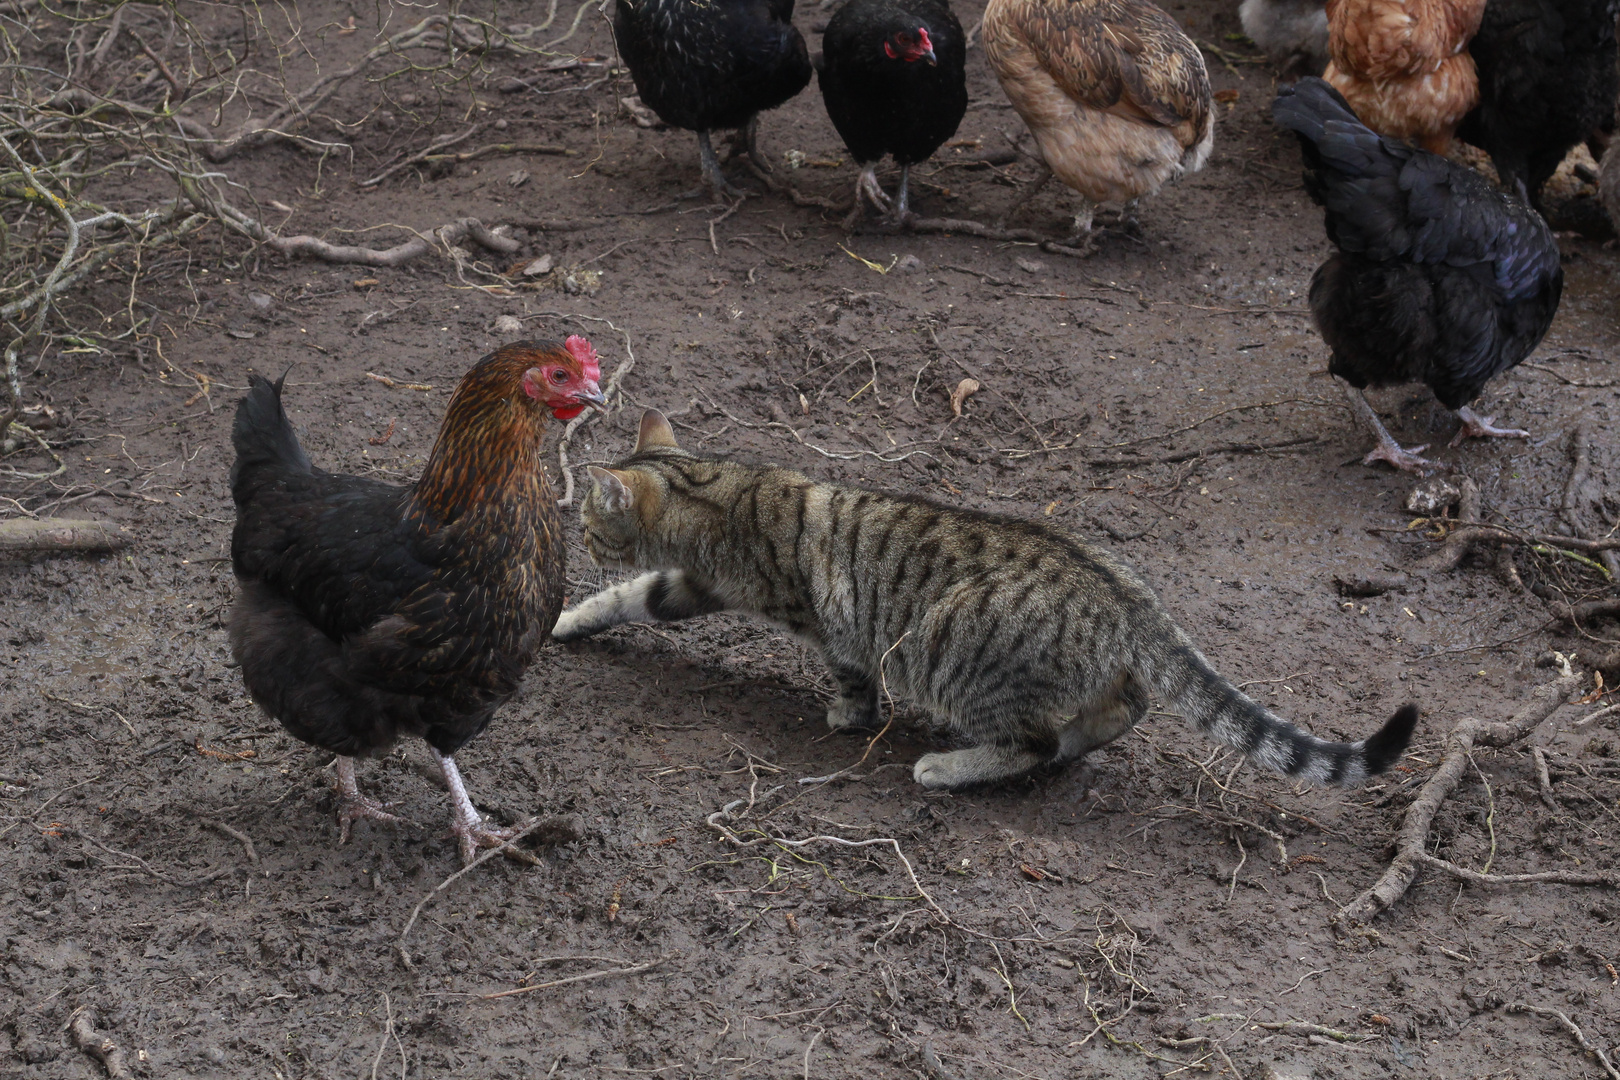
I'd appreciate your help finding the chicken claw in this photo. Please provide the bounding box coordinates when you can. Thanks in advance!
[1450,405,1529,446]
[335,755,403,844]
[1361,440,1436,474]
[435,750,538,866]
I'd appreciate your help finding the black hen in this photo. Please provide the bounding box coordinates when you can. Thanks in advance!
[229,341,604,863]
[1459,0,1620,210]
[1273,78,1563,472]
[615,0,813,199]
[817,0,967,222]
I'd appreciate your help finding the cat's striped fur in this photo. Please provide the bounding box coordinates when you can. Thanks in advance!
[555,410,1419,789]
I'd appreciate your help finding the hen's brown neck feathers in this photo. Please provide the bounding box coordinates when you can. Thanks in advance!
[411,347,556,524]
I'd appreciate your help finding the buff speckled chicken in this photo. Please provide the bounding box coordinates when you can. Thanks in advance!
[982,0,1212,245]
[229,340,604,864]
[1322,0,1486,155]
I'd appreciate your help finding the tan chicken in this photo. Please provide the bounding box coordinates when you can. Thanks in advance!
[982,0,1213,242]
[1321,0,1485,155]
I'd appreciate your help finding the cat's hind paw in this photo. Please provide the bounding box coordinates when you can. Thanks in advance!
[550,608,601,642]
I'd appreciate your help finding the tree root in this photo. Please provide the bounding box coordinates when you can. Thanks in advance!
[1334,667,1591,926]
[1508,1003,1620,1080]
[0,517,128,553]
[227,213,521,268]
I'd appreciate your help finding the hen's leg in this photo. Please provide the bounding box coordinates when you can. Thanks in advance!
[434,750,524,866]
[1450,404,1529,447]
[846,164,892,227]
[335,755,402,844]
[893,164,912,223]
[996,162,1052,227]
[1340,378,1435,473]
[741,114,770,173]
[685,131,745,202]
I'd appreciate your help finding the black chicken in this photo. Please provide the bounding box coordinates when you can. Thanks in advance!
[1459,0,1620,210]
[229,341,605,863]
[615,0,813,199]
[817,0,967,222]
[1273,78,1564,473]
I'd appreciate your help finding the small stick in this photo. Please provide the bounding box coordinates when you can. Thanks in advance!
[1531,748,1558,811]
[1509,1003,1620,1080]
[76,831,232,887]
[1576,702,1620,728]
[67,1008,131,1080]
[480,956,667,999]
[396,815,583,968]
[1254,1020,1379,1043]
[202,818,259,865]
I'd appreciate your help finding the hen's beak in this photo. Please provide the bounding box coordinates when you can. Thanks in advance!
[922,47,937,65]
[573,383,609,411]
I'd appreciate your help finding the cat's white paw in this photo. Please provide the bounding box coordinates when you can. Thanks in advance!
[551,609,597,642]
[825,696,877,731]
[912,752,964,789]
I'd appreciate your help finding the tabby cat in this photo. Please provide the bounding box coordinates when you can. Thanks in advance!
[554,410,1419,790]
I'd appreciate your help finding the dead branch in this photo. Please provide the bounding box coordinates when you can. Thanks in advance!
[67,1009,131,1080]
[1334,667,1586,926]
[360,122,576,187]
[223,214,521,268]
[0,517,127,553]
[1509,1003,1620,1080]
[902,215,1094,257]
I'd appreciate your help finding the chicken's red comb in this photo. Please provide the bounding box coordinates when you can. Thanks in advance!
[564,334,601,383]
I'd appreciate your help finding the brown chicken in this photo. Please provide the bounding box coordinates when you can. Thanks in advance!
[229,339,604,864]
[1322,0,1485,154]
[983,0,1213,243]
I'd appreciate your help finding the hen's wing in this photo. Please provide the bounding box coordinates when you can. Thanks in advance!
[996,0,1209,135]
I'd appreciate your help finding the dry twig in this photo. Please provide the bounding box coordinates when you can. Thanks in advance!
[67,1009,131,1080]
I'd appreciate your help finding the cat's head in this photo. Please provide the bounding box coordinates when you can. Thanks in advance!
[579,409,698,569]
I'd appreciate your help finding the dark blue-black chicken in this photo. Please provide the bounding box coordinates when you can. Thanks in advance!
[1459,0,1620,211]
[1274,77,1564,472]
[817,0,967,223]
[615,0,813,199]
[229,340,604,863]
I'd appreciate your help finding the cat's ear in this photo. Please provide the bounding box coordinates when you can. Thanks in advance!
[586,466,636,513]
[635,409,680,453]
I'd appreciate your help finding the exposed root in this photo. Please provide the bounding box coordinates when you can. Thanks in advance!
[1508,1003,1620,1080]
[0,517,127,553]
[67,1009,131,1080]
[1335,666,1587,926]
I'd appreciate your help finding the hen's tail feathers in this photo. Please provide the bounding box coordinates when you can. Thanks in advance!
[1139,628,1418,785]
[231,371,312,487]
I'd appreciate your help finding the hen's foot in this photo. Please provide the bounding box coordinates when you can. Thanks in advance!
[1450,405,1529,446]
[1362,439,1435,474]
[435,750,540,866]
[334,756,403,844]
[687,130,747,204]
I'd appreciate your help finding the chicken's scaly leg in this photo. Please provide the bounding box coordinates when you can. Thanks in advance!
[685,131,745,203]
[434,749,524,866]
[894,164,912,223]
[741,114,770,174]
[1450,404,1529,447]
[1339,378,1436,474]
[335,755,402,844]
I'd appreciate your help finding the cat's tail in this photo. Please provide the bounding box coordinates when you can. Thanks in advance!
[1136,624,1418,785]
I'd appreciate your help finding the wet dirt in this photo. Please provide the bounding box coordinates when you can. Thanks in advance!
[3,1,1619,1077]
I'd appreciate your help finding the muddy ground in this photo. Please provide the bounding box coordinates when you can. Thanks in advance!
[3,0,1619,1077]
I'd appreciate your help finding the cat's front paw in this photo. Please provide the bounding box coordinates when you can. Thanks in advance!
[825,695,879,732]
[551,608,601,642]
[912,751,966,789]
